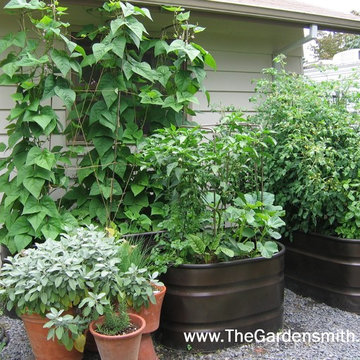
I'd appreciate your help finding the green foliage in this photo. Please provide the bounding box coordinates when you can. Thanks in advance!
[44,308,89,352]
[95,301,130,336]
[0,0,81,253]
[120,263,162,312]
[141,114,285,269]
[59,1,214,233]
[0,224,162,349]
[0,226,122,316]
[115,236,150,272]
[0,0,215,253]
[311,31,360,60]
[251,59,360,238]
[0,226,123,349]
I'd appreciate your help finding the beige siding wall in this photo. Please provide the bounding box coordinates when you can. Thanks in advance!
[194,53,302,125]
[182,12,304,124]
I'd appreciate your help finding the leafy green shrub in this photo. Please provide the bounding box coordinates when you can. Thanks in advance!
[251,58,360,238]
[0,0,216,253]
[0,225,122,349]
[60,2,216,234]
[141,114,285,270]
[0,0,80,254]
[0,225,122,316]
[0,224,162,349]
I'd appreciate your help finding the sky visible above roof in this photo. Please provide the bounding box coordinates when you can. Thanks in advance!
[221,0,360,21]
[301,0,359,14]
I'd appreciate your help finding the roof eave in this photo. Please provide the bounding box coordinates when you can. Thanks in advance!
[130,0,360,34]
[61,0,360,34]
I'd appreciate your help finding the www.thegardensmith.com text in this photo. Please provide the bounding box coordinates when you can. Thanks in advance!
[183,329,358,344]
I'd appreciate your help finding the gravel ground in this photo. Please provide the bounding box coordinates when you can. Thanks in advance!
[1,289,360,360]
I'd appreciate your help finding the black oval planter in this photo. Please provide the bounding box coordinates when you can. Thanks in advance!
[282,231,360,313]
[157,244,285,351]
[0,244,11,266]
[0,245,18,319]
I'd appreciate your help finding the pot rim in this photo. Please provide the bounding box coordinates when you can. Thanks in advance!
[21,312,47,322]
[89,313,146,340]
[169,242,285,270]
[294,230,360,244]
[152,284,166,296]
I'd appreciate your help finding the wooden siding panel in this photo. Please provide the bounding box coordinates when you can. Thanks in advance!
[0,86,16,109]
[207,51,272,72]
[0,110,10,134]
[194,110,256,126]
[195,91,256,112]
[204,71,269,92]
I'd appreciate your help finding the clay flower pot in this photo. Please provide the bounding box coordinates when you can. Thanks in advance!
[89,313,146,360]
[130,284,166,360]
[21,313,83,360]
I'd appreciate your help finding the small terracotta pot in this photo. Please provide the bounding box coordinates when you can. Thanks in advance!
[89,313,146,360]
[130,284,166,360]
[21,313,83,360]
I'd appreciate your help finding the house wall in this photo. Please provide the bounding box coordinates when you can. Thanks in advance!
[0,4,303,160]
[183,12,304,124]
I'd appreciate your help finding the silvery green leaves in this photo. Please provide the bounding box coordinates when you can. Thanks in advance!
[44,308,89,351]
[0,226,123,350]
[120,263,162,312]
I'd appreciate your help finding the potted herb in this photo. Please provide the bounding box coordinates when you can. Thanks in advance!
[0,225,124,359]
[140,115,286,350]
[89,300,146,360]
[121,263,166,360]
[90,300,146,360]
[105,230,166,360]
[251,57,360,312]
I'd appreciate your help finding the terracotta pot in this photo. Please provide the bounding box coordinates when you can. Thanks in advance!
[130,284,166,360]
[89,313,146,360]
[21,313,83,360]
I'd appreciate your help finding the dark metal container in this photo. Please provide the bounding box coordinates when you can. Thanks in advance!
[0,244,11,266]
[157,243,285,351]
[283,231,360,313]
[0,244,19,319]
